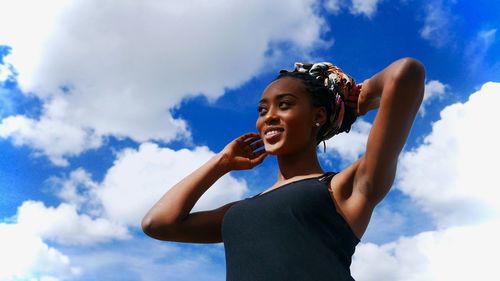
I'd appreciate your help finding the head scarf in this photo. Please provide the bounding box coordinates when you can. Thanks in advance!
[279,62,358,141]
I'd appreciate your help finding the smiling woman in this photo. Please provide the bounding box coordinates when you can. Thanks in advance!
[141,57,425,281]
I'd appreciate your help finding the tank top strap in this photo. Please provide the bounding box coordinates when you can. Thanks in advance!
[318,171,337,184]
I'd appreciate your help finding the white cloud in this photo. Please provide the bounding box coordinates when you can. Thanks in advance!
[0,108,102,167]
[16,200,130,245]
[48,168,101,215]
[396,82,500,228]
[322,118,372,164]
[97,142,248,227]
[0,0,328,165]
[352,221,500,281]
[323,0,381,18]
[0,223,81,281]
[324,0,343,14]
[418,79,448,116]
[2,219,218,281]
[67,238,225,281]
[419,1,453,48]
[350,0,381,18]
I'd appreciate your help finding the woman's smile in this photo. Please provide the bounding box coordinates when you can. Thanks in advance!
[263,126,285,143]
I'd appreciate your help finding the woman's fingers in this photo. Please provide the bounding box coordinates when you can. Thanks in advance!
[345,84,362,102]
[249,139,264,151]
[220,132,267,171]
[235,132,259,143]
[238,132,264,152]
[233,133,258,148]
[252,146,266,157]
[250,149,268,165]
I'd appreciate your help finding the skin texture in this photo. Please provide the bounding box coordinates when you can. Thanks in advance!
[141,57,425,243]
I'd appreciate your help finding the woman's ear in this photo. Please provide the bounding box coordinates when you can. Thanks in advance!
[313,106,327,127]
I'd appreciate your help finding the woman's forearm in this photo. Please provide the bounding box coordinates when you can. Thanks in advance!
[142,153,229,231]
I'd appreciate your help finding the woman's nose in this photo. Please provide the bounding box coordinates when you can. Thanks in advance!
[264,106,279,125]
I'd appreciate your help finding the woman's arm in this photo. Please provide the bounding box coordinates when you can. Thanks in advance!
[142,132,267,242]
[353,57,425,204]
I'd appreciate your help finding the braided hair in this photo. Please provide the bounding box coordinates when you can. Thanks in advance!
[274,62,358,146]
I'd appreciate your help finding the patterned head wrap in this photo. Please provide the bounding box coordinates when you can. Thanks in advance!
[279,62,358,141]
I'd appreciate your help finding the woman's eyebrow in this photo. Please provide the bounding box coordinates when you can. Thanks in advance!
[259,93,298,104]
[277,93,298,99]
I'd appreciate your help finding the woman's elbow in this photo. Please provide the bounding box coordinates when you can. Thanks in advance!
[141,214,169,239]
[141,214,155,237]
[396,57,426,83]
[391,57,426,98]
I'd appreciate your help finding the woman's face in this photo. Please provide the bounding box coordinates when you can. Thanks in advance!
[256,77,324,156]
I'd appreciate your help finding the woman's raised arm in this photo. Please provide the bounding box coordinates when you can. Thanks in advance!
[353,57,425,204]
[141,132,267,243]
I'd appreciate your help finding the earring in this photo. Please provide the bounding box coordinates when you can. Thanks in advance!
[315,122,320,127]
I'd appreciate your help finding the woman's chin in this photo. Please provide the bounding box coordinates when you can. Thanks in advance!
[264,143,285,156]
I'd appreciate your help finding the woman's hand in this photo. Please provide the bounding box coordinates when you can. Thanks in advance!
[345,79,381,116]
[344,83,363,115]
[219,132,268,171]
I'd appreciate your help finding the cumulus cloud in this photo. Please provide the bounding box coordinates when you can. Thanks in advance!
[396,82,500,228]
[0,223,81,280]
[97,142,248,226]
[15,201,130,245]
[48,168,101,215]
[0,98,103,166]
[419,0,454,48]
[418,79,448,116]
[322,118,372,164]
[352,221,500,281]
[0,0,328,166]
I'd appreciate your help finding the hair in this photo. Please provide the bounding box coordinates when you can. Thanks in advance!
[273,71,357,145]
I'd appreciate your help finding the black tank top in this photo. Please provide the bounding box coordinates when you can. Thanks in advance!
[221,172,360,281]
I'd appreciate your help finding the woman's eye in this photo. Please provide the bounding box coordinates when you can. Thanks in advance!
[257,106,267,114]
[279,101,291,108]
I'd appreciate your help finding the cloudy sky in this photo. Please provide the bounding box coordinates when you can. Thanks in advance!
[1,0,499,280]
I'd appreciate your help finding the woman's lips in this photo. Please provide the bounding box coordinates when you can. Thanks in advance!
[264,128,284,143]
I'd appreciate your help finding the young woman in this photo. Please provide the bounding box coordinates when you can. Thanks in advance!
[142,57,425,280]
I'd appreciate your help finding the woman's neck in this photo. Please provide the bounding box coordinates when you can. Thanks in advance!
[276,145,324,181]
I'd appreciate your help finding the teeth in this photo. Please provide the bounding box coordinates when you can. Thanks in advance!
[265,130,281,136]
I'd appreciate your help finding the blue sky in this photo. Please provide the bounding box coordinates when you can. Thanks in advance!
[1,0,499,280]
